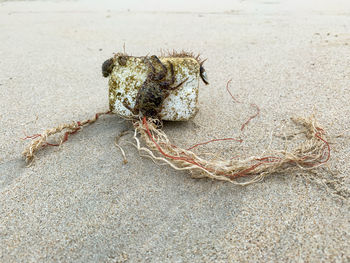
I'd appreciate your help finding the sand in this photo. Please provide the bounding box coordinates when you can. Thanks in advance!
[1,0,350,262]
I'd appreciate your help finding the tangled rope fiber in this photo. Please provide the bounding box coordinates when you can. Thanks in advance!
[22,111,112,164]
[132,116,330,185]
[22,112,330,185]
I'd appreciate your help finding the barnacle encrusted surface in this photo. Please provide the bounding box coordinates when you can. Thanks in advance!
[108,56,200,121]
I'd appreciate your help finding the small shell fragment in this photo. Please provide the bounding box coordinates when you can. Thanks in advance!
[108,55,201,121]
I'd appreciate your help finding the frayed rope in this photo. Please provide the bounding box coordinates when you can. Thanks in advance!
[22,111,111,165]
[130,115,330,185]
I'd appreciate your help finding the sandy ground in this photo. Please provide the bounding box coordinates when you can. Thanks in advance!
[1,0,350,262]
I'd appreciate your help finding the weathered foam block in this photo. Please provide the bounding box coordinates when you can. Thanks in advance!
[108,56,200,121]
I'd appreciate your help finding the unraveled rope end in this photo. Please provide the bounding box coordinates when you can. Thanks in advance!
[22,121,81,164]
[22,111,111,164]
[21,109,331,187]
[132,115,330,185]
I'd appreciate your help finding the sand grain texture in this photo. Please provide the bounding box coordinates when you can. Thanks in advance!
[1,0,350,262]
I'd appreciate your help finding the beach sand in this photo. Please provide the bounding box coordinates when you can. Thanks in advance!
[1,0,349,262]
